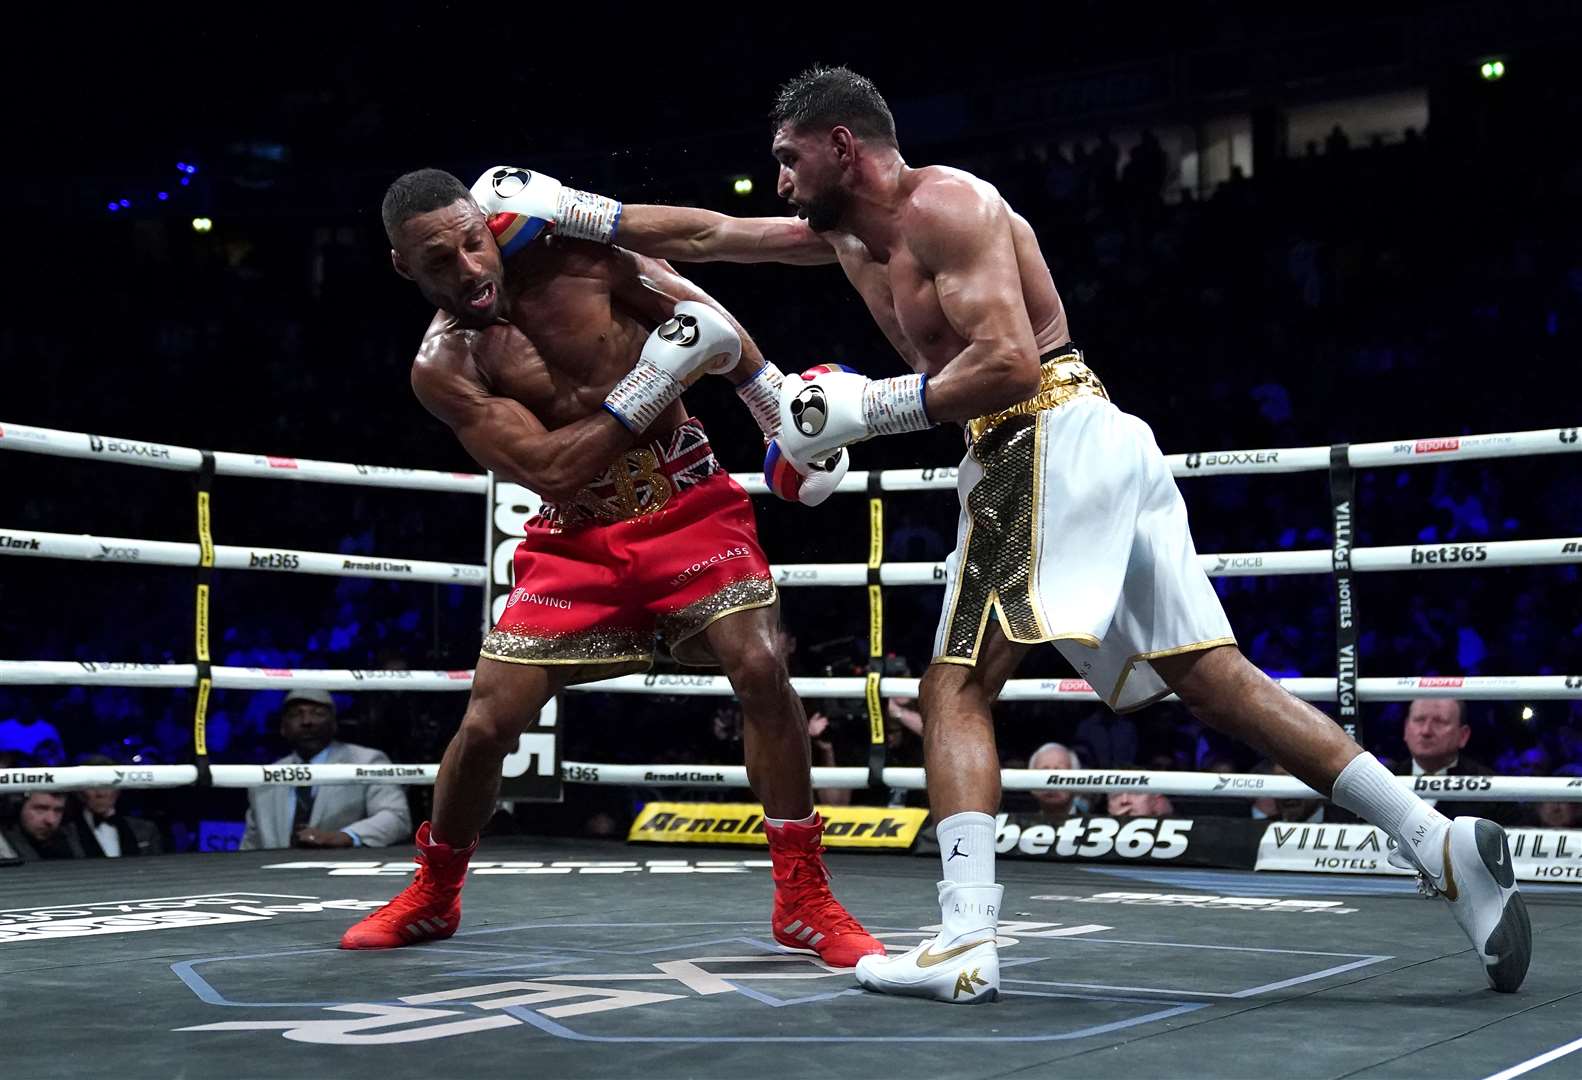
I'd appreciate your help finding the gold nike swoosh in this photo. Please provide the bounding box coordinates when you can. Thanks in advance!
[1441,830,1459,902]
[916,939,988,968]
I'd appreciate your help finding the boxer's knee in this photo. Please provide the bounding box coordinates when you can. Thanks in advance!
[457,702,531,760]
[723,640,791,707]
[920,662,984,723]
[1156,644,1244,723]
[456,663,550,759]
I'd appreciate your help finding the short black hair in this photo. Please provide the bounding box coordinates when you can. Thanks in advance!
[771,65,897,147]
[381,168,471,244]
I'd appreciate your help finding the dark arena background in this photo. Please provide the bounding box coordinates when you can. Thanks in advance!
[2,6,1581,1078]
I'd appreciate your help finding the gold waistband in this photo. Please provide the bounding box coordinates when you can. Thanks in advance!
[966,350,1108,443]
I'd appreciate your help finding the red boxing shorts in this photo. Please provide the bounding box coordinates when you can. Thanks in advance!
[480,418,775,682]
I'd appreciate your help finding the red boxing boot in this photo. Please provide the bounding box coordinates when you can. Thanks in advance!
[340,822,475,950]
[767,815,886,968]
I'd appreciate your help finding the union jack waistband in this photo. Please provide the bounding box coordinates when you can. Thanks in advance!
[537,418,720,527]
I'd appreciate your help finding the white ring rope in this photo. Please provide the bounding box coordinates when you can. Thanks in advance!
[3,419,1578,809]
[3,528,1577,584]
[0,422,487,493]
[4,419,1577,491]
[1,662,1576,702]
[0,528,487,585]
[3,762,1579,801]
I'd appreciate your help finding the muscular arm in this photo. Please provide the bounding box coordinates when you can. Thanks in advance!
[908,181,1042,422]
[608,248,767,383]
[411,331,634,504]
[615,206,838,266]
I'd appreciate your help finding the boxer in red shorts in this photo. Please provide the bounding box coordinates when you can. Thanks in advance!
[340,167,881,967]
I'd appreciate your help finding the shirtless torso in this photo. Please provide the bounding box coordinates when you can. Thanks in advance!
[821,166,1068,375]
[409,237,744,503]
[616,159,1066,424]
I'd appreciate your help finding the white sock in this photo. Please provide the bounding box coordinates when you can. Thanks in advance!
[764,810,817,829]
[937,811,995,885]
[1330,752,1448,873]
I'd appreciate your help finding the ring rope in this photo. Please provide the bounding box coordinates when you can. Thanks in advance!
[1,662,1575,702]
[2,528,1576,583]
[4,420,1577,490]
[4,762,1579,802]
[3,417,1577,813]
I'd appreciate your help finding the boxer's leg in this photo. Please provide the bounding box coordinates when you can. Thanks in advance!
[919,622,1028,821]
[856,623,1026,1004]
[341,658,570,950]
[702,602,883,966]
[432,657,570,846]
[703,603,812,821]
[1153,644,1530,991]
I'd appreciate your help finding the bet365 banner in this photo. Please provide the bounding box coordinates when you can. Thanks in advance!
[628,803,927,849]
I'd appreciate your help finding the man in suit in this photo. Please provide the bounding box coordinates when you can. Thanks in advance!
[241,689,413,850]
[1398,698,1514,825]
[63,755,163,857]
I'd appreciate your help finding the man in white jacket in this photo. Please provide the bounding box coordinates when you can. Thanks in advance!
[241,689,412,850]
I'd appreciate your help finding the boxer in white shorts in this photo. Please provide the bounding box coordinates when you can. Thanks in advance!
[928,343,1233,713]
[502,65,1532,1000]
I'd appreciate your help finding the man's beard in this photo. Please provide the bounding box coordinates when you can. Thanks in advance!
[800,188,848,232]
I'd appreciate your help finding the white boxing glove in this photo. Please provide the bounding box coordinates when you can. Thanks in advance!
[471,165,623,256]
[776,364,932,469]
[603,302,742,432]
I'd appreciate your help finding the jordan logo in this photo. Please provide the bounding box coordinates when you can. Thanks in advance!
[947,839,967,861]
[953,967,988,999]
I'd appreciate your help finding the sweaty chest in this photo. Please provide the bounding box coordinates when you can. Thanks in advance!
[476,279,648,427]
[844,249,964,367]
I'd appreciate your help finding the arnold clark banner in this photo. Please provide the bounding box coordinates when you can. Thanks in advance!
[1255,823,1582,883]
[629,802,928,849]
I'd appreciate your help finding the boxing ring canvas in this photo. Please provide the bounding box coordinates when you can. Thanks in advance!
[4,839,1581,1079]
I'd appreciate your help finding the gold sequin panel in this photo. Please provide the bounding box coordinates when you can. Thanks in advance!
[662,574,778,664]
[940,415,1044,659]
[480,626,652,664]
[966,353,1108,444]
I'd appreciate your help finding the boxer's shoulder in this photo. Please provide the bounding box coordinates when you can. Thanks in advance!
[410,315,506,405]
[904,169,1000,227]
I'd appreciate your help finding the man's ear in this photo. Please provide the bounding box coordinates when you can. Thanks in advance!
[831,125,856,165]
[391,249,414,281]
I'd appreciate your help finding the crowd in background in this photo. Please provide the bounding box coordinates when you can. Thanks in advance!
[3,22,1581,850]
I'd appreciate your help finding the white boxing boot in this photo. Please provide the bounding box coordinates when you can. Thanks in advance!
[1388,816,1532,992]
[854,881,1001,1004]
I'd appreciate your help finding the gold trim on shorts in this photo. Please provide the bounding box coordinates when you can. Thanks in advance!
[965,349,1108,444]
[936,415,1082,663]
[480,626,654,686]
[1107,636,1238,713]
[936,348,1112,666]
[476,653,651,686]
[664,575,778,666]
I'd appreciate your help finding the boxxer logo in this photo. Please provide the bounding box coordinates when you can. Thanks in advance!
[656,314,700,347]
[790,386,828,436]
[488,167,533,197]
